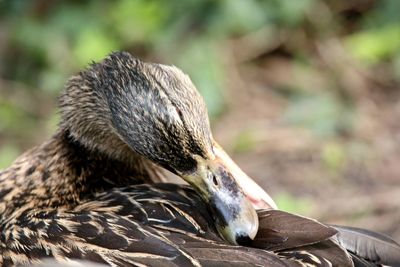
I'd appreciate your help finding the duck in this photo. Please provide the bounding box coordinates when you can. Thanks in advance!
[1,51,399,267]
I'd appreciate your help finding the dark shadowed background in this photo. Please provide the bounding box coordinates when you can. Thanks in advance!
[0,0,399,239]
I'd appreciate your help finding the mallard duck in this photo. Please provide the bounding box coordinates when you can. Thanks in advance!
[1,52,399,267]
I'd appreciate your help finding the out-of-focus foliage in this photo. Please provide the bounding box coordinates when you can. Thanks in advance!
[0,0,322,158]
[1,0,400,227]
[274,192,314,215]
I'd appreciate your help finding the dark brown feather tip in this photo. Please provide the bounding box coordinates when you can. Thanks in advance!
[251,210,337,251]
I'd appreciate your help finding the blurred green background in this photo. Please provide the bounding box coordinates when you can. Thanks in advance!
[0,0,399,238]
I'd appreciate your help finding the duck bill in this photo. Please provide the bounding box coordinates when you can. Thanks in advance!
[209,184,258,245]
[212,141,278,210]
[183,155,259,245]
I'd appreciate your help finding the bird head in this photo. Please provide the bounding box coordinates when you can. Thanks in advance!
[60,51,276,244]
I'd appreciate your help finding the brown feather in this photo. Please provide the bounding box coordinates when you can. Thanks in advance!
[251,210,337,251]
[332,225,400,266]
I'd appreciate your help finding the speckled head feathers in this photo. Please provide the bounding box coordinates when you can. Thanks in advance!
[60,51,213,173]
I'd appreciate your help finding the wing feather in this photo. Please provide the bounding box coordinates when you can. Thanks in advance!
[332,225,400,266]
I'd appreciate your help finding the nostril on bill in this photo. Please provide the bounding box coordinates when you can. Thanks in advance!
[212,174,219,186]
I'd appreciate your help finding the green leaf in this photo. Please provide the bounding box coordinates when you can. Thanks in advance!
[0,145,20,169]
[321,142,346,172]
[232,130,258,153]
[109,0,167,43]
[275,192,313,214]
[209,0,266,36]
[346,25,400,64]
[176,39,225,119]
[73,28,119,67]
